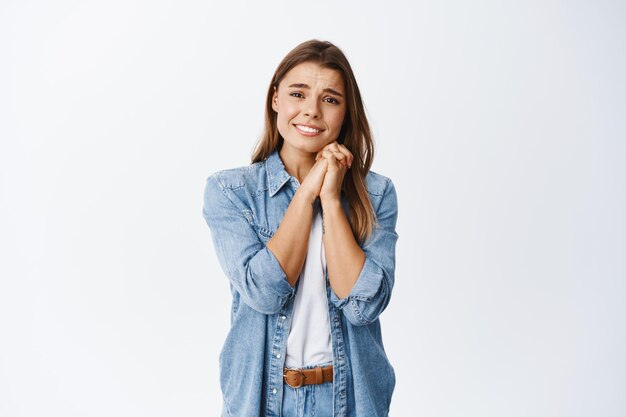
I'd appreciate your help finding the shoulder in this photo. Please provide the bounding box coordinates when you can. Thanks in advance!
[363,170,398,219]
[203,160,270,214]
[206,160,268,191]
[365,170,396,197]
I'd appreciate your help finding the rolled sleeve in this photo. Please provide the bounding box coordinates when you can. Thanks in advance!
[330,178,399,326]
[202,174,294,314]
[247,246,295,303]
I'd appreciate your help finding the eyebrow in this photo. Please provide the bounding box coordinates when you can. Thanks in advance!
[287,83,344,98]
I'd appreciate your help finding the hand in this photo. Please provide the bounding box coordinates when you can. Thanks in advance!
[297,156,328,203]
[316,142,353,202]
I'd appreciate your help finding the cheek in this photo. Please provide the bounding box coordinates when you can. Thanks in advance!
[329,109,347,129]
[277,104,298,125]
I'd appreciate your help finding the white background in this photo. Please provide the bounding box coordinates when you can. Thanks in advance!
[1,0,625,416]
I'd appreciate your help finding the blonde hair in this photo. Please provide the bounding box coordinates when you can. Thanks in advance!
[252,39,376,244]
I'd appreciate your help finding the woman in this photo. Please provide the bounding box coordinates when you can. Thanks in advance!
[203,39,399,417]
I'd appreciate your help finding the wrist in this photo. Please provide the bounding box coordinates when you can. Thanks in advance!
[320,194,342,208]
[295,187,317,207]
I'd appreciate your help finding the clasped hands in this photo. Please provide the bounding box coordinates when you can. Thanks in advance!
[299,141,354,203]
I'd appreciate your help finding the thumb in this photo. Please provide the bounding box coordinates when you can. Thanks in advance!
[325,153,342,172]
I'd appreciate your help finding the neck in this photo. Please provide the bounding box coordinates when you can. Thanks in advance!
[279,145,316,184]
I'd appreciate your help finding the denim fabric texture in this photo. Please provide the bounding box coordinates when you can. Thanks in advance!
[282,361,334,417]
[282,383,333,417]
[203,148,399,417]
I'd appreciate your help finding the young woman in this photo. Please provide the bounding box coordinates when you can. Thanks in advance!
[203,39,399,417]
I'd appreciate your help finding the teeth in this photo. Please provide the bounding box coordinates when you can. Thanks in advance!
[296,125,320,133]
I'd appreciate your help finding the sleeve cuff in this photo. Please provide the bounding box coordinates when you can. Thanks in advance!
[329,256,385,308]
[253,246,295,300]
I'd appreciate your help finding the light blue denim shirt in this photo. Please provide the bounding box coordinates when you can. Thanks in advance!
[202,148,399,417]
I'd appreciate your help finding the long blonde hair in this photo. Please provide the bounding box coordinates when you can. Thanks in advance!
[252,39,376,244]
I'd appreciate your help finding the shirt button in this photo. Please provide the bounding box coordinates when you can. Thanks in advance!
[272,388,277,394]
[281,316,286,320]
[276,353,281,358]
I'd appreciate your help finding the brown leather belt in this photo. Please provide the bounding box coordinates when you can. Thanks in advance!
[283,365,333,388]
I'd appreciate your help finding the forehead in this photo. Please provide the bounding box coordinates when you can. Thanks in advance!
[280,62,344,91]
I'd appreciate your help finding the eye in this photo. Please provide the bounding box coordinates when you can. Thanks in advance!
[289,92,304,98]
[324,97,340,105]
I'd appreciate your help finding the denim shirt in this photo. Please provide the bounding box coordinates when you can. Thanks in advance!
[202,148,399,417]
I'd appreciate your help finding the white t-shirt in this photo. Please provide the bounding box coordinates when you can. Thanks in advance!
[284,205,333,368]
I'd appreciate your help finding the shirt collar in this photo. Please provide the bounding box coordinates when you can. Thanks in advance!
[266,148,292,197]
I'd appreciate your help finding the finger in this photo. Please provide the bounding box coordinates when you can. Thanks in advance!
[322,147,346,164]
[332,149,347,163]
[322,142,341,155]
[310,157,328,178]
[322,149,347,172]
[336,144,353,168]
[321,149,337,166]
[321,149,334,161]
[335,153,349,168]
[322,148,345,163]
[329,142,341,152]
[325,152,340,171]
[331,143,349,162]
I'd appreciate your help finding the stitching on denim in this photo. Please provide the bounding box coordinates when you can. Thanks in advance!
[252,186,269,199]
[350,298,371,325]
[265,158,276,194]
[241,209,254,225]
[222,182,245,189]
[365,174,391,196]
[367,189,384,197]
[241,209,275,239]
[257,226,274,239]
[213,173,244,190]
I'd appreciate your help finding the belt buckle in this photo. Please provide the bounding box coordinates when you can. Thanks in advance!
[283,367,306,388]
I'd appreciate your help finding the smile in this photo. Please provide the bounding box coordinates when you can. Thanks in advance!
[294,124,323,134]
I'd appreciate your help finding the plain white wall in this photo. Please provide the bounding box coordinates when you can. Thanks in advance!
[1,0,625,416]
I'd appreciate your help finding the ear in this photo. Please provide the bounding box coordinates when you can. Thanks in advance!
[271,87,278,112]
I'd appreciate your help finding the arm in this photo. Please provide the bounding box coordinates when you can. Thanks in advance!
[320,197,366,299]
[325,178,399,326]
[266,188,316,287]
[266,155,330,286]
[202,174,296,314]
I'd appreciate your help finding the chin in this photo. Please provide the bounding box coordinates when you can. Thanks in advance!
[283,138,326,155]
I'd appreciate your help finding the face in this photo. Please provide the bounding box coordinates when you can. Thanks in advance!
[272,61,347,156]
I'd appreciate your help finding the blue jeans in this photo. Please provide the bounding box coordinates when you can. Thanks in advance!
[281,363,333,417]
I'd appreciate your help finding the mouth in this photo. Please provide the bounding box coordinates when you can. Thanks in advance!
[294,124,324,135]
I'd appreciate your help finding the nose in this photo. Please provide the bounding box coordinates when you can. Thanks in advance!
[303,99,321,118]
